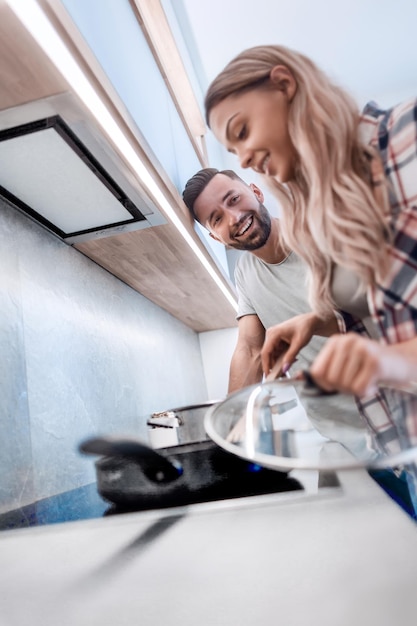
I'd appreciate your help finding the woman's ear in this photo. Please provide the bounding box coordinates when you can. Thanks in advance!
[270,65,297,101]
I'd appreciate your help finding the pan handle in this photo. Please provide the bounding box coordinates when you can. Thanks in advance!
[79,435,183,483]
[301,370,338,396]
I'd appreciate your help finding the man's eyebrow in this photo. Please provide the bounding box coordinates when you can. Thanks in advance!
[205,207,218,226]
[221,189,235,203]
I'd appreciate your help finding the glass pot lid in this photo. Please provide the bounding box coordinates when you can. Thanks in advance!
[204,378,417,472]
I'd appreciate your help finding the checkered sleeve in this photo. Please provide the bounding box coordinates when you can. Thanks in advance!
[353,101,417,477]
[369,99,417,344]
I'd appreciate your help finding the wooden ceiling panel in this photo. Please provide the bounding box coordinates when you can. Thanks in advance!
[0,3,68,110]
[75,224,237,332]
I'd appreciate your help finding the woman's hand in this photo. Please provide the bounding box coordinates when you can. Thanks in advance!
[261,312,338,377]
[309,333,417,396]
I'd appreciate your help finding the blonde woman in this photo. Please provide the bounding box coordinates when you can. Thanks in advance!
[204,45,417,515]
[205,45,417,392]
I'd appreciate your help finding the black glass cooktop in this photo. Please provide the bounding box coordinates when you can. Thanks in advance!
[0,483,110,531]
[0,461,305,532]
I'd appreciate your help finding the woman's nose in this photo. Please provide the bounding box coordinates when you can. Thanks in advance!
[238,147,253,169]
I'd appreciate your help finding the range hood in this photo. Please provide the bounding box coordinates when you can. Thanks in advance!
[0,94,166,244]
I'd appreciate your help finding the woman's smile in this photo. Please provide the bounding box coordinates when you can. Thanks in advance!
[209,86,296,182]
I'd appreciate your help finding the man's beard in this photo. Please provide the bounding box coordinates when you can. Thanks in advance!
[230,202,272,251]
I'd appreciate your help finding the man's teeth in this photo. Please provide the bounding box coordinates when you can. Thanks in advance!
[237,216,253,236]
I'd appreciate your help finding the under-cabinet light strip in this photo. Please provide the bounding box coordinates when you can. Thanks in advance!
[7,0,238,311]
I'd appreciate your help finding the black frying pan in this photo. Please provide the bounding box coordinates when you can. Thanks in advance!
[79,435,302,509]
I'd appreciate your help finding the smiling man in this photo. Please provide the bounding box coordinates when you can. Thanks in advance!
[182,168,330,392]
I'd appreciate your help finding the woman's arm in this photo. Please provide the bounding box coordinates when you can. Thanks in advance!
[261,312,339,377]
[309,333,417,396]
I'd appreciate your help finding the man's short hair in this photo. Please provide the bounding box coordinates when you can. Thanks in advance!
[182,168,243,223]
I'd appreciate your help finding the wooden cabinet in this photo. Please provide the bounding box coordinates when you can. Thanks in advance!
[0,1,237,332]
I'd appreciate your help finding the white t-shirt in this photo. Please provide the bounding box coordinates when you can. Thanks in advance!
[235,250,327,372]
[331,264,379,339]
[234,249,372,451]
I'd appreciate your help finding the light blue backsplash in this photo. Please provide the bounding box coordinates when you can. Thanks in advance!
[0,198,208,511]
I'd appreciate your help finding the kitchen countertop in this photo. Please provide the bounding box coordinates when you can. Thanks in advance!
[1,443,416,626]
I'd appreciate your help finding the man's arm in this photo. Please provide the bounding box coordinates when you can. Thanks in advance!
[228,314,266,393]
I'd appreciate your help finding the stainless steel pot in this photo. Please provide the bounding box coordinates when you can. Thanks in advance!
[147,400,221,447]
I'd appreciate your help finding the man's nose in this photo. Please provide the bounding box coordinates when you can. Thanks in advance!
[225,207,243,226]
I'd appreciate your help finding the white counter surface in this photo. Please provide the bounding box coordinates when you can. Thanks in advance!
[1,443,416,626]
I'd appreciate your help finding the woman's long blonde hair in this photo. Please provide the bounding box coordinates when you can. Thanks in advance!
[205,45,391,317]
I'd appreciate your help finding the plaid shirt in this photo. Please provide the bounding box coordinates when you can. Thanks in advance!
[337,99,417,511]
[361,99,417,345]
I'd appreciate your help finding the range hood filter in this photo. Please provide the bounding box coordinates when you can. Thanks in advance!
[0,115,147,241]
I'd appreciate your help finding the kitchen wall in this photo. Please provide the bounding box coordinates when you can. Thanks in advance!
[0,197,211,513]
[198,327,237,400]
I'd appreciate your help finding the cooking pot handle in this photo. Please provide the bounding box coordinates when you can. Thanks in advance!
[79,435,183,483]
